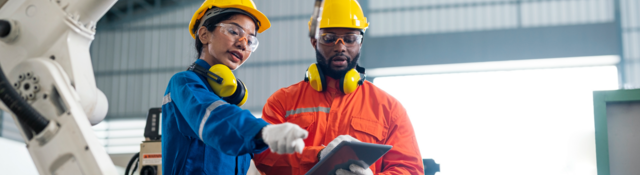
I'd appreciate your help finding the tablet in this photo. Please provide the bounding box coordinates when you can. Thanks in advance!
[305,141,393,175]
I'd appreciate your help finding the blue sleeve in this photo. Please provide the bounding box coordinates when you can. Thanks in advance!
[168,72,269,155]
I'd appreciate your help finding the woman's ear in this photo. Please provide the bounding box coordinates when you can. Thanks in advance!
[198,26,210,44]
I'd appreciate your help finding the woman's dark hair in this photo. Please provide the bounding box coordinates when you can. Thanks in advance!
[194,12,259,58]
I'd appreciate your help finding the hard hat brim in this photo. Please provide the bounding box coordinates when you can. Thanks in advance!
[220,4,270,33]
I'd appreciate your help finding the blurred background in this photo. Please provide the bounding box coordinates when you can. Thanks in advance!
[2,0,640,174]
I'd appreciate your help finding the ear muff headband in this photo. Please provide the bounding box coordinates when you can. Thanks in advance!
[305,63,365,94]
[188,63,247,106]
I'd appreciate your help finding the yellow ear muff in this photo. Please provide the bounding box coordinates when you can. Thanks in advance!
[220,78,247,106]
[305,63,326,92]
[340,68,361,94]
[207,64,237,97]
[188,62,248,106]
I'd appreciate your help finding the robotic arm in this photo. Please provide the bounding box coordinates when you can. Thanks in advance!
[308,0,324,39]
[0,0,117,174]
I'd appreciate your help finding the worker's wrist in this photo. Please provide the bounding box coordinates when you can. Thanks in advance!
[317,148,324,161]
[252,126,268,150]
[254,127,265,144]
[298,146,327,165]
[255,127,264,140]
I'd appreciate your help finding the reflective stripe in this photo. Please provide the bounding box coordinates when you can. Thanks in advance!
[199,100,228,141]
[162,93,172,105]
[284,107,331,118]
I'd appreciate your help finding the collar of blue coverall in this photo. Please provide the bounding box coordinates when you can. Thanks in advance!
[195,59,212,70]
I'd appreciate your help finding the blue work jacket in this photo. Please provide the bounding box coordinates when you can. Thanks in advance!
[161,59,269,175]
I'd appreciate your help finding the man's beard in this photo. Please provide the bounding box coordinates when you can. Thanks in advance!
[315,49,360,79]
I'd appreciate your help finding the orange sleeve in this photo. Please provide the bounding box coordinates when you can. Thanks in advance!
[253,90,325,175]
[379,102,425,175]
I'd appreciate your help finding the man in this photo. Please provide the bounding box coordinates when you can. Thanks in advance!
[253,0,424,174]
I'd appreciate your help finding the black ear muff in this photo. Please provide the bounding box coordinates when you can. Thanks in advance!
[223,79,247,106]
[356,65,366,86]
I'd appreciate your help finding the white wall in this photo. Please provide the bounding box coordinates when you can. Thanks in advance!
[0,137,38,175]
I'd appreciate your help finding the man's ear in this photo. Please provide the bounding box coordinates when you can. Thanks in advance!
[310,37,317,50]
[198,26,210,44]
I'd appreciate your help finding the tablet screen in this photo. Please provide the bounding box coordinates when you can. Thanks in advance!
[306,141,392,175]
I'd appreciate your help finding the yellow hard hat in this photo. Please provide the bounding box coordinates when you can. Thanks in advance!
[309,0,369,32]
[189,0,271,39]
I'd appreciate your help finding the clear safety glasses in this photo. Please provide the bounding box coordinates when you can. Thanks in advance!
[317,33,363,46]
[216,23,259,52]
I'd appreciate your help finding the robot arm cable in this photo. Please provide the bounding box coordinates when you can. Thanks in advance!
[0,60,49,138]
[0,20,10,37]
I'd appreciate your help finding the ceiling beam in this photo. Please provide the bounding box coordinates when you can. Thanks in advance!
[99,0,200,28]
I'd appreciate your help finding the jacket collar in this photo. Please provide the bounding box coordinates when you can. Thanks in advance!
[325,76,340,91]
[195,59,212,70]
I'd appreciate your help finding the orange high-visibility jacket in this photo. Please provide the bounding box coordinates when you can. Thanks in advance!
[254,76,424,175]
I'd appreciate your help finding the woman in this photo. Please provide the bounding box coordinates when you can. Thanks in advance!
[161,0,308,174]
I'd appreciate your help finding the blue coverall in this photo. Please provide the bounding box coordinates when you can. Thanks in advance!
[161,59,269,175]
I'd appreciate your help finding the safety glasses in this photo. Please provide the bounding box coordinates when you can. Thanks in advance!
[318,33,363,46]
[216,23,259,52]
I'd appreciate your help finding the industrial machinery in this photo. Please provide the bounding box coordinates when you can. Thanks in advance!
[308,0,324,39]
[126,108,163,175]
[0,0,118,174]
[140,107,162,175]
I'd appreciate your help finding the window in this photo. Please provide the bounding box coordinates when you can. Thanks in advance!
[93,119,146,154]
[374,64,617,175]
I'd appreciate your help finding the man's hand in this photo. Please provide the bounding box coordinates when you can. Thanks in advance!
[336,164,374,175]
[319,135,360,160]
[262,123,308,154]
